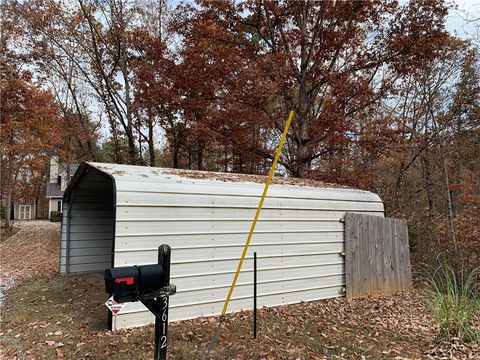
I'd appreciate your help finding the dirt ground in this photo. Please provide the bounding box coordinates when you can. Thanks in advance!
[0,221,479,359]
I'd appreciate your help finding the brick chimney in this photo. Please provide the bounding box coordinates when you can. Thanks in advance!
[49,156,59,183]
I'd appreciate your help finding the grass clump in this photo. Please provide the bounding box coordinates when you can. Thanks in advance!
[424,262,480,343]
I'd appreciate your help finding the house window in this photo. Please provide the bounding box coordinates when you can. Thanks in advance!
[57,200,62,212]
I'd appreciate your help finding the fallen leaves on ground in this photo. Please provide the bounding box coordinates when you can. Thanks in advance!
[425,338,480,359]
[1,221,478,359]
[0,220,60,285]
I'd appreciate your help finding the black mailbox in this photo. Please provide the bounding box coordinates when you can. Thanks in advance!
[105,245,176,360]
[105,264,166,303]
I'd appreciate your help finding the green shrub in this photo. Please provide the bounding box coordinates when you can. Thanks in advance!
[50,211,62,222]
[423,262,480,343]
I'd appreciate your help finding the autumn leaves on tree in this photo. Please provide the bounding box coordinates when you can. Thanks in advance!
[1,39,63,227]
[7,0,454,172]
[1,0,479,263]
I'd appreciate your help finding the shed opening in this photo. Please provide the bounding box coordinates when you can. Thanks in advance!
[62,165,115,273]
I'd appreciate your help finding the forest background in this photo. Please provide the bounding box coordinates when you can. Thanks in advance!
[1,0,479,269]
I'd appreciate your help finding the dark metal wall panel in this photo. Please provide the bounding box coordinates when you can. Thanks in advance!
[59,205,68,273]
[65,170,114,273]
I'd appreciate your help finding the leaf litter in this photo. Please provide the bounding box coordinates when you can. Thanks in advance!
[1,221,478,359]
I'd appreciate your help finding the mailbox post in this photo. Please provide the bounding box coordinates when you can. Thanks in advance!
[105,245,176,360]
[142,245,171,360]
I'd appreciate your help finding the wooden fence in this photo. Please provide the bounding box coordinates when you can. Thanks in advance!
[345,213,412,298]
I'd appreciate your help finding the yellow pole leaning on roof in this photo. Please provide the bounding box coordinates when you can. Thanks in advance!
[221,110,295,316]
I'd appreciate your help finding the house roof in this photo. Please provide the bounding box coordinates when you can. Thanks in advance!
[46,163,80,198]
[46,182,63,198]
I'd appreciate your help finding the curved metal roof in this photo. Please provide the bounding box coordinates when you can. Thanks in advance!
[65,162,383,204]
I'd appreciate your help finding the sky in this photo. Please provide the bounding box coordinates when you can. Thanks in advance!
[446,0,480,40]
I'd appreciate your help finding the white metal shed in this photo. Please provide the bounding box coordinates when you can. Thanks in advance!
[60,162,384,330]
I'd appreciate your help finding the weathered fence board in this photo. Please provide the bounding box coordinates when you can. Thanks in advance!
[345,213,412,298]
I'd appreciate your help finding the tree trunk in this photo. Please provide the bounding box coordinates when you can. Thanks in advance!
[120,23,136,165]
[224,149,228,172]
[294,6,311,179]
[238,152,243,173]
[138,134,145,165]
[126,109,136,165]
[5,156,13,228]
[108,115,123,164]
[393,160,406,210]
[294,96,310,178]
[197,140,204,171]
[172,143,179,168]
[420,155,436,221]
[35,197,39,220]
[430,108,459,264]
[295,148,310,177]
[148,118,155,166]
[440,149,458,257]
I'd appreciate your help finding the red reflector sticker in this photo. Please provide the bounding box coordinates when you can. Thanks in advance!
[114,277,134,285]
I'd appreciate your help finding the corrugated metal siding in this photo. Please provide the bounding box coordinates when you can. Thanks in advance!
[63,163,384,330]
[64,170,114,273]
[107,169,384,330]
[59,203,68,273]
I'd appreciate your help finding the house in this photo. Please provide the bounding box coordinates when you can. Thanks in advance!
[46,156,79,218]
[61,162,385,330]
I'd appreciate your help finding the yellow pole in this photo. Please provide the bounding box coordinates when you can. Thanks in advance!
[221,110,295,316]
